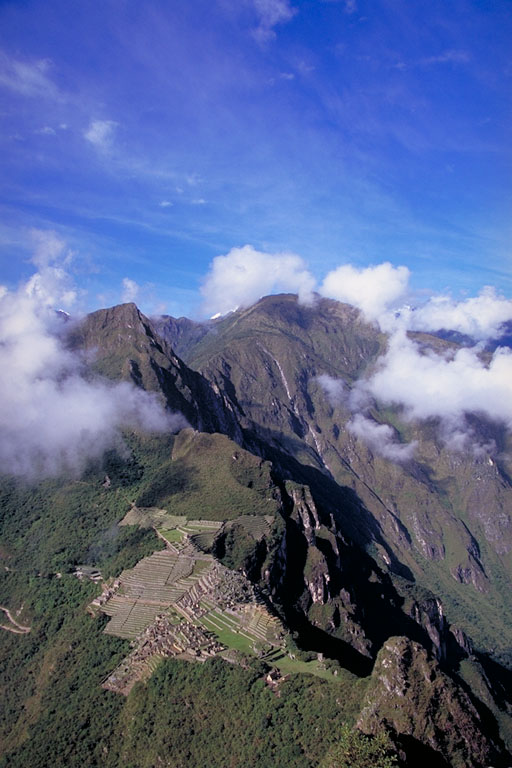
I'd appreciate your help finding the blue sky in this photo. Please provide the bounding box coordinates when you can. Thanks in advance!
[0,0,511,318]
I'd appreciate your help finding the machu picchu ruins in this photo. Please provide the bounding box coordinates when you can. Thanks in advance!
[92,509,286,695]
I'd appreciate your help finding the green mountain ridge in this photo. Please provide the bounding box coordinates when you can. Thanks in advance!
[160,294,512,658]
[1,294,511,768]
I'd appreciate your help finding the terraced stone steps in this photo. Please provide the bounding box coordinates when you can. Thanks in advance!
[206,609,240,631]
[146,656,163,673]
[104,602,163,638]
[201,611,256,643]
[262,648,286,663]
[102,597,133,620]
[226,515,273,540]
[186,520,223,530]
[245,609,281,641]
[95,521,289,691]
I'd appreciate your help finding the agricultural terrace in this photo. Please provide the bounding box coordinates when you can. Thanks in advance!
[97,509,342,694]
[95,517,286,694]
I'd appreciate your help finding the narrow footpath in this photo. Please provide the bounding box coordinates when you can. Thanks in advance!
[0,605,31,634]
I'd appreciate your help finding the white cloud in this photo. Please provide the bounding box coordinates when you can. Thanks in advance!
[319,262,410,321]
[200,245,315,316]
[347,413,417,462]
[251,0,297,41]
[317,374,346,405]
[403,287,512,341]
[121,278,140,304]
[26,230,76,308]
[318,0,354,5]
[200,250,512,455]
[0,51,60,100]
[317,373,416,462]
[84,119,118,150]
[0,235,185,479]
[422,50,470,66]
[30,228,69,269]
[361,330,512,435]
[159,200,173,208]
[200,249,511,337]
[437,420,496,458]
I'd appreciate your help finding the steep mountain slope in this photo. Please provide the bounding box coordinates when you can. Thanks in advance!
[71,296,512,761]
[160,294,512,663]
[79,297,512,760]
[2,296,511,768]
[66,302,242,438]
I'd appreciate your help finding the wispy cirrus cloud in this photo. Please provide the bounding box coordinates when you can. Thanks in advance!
[0,50,61,100]
[35,126,56,136]
[84,119,118,150]
[318,0,356,10]
[421,49,470,66]
[395,49,471,73]
[251,0,297,42]
[343,0,357,13]
[121,277,140,303]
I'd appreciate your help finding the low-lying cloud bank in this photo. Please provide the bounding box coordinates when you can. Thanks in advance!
[318,373,418,462]
[361,331,512,429]
[0,232,184,479]
[400,287,512,341]
[348,413,418,463]
[203,244,512,459]
[319,333,512,460]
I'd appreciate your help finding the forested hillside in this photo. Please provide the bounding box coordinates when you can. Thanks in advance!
[1,296,511,767]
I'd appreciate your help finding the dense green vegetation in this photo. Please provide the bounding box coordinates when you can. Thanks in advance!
[320,725,397,768]
[159,430,281,520]
[111,656,368,768]
[0,431,368,768]
[0,434,170,762]
[2,296,512,767]
[0,435,171,585]
[0,586,127,768]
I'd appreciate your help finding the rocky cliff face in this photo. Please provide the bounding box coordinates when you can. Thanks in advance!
[65,297,512,765]
[358,636,504,768]
[252,477,480,679]
[67,302,242,439]
[159,293,512,663]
